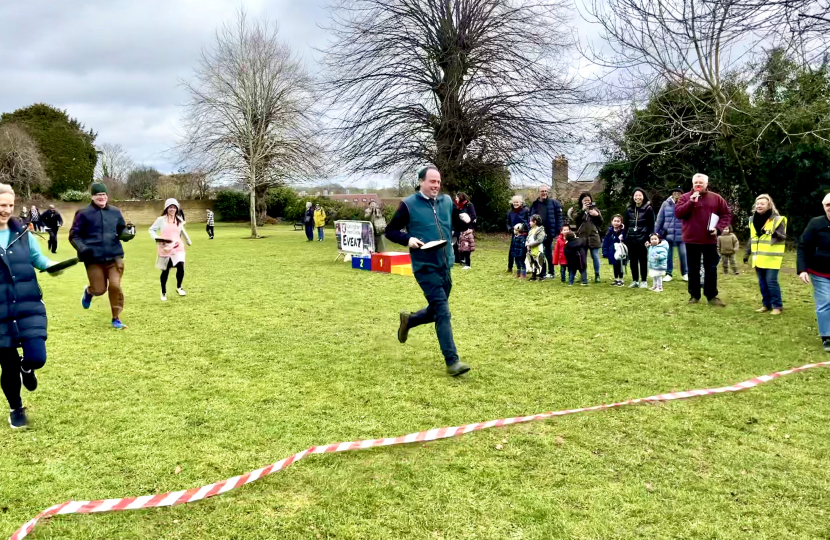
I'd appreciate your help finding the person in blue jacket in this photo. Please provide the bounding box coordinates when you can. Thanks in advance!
[655,186,688,282]
[0,183,61,429]
[601,214,627,286]
[385,167,470,377]
[529,185,563,279]
[505,195,530,273]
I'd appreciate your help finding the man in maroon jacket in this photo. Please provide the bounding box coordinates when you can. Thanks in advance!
[674,173,732,306]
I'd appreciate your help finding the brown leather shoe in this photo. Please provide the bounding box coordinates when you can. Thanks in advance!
[755,306,770,313]
[708,297,727,307]
[771,308,782,315]
[397,311,411,343]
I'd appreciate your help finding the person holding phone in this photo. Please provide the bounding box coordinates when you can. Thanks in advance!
[568,192,603,282]
[674,173,732,306]
[384,166,470,377]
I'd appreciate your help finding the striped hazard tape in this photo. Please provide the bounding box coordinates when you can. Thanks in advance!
[10,360,829,540]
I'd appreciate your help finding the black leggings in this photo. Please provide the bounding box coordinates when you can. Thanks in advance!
[161,260,185,294]
[1,339,47,410]
[627,242,648,282]
[613,261,624,279]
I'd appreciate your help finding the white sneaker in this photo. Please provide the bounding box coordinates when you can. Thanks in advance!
[664,274,673,282]
[629,281,640,288]
[177,288,187,296]
[640,281,648,288]
[462,266,471,270]
[161,293,167,302]
[682,274,689,282]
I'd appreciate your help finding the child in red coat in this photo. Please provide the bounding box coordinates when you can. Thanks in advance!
[552,223,569,282]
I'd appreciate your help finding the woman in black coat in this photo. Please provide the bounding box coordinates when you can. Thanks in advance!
[453,193,477,269]
[624,188,655,288]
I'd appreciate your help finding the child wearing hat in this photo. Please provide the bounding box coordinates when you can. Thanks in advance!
[149,199,192,301]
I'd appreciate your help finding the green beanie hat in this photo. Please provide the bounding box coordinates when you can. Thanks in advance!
[90,182,107,195]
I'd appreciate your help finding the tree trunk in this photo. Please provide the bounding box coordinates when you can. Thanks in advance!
[249,165,258,238]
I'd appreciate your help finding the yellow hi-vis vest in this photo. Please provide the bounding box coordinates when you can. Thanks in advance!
[749,215,787,269]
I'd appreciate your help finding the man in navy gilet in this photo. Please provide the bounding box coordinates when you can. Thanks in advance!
[385,167,470,376]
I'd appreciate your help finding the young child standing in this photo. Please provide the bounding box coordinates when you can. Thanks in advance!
[717,226,740,275]
[647,233,669,291]
[564,231,588,285]
[601,214,627,286]
[510,223,528,278]
[552,223,569,282]
[525,214,546,281]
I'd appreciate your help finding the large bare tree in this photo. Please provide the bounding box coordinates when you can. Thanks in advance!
[322,0,590,191]
[94,142,135,183]
[179,10,324,237]
[585,0,822,195]
[0,124,49,198]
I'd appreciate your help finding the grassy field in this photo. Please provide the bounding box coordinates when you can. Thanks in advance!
[1,223,829,540]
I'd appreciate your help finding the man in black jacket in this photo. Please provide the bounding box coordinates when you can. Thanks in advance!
[529,185,563,279]
[39,204,63,253]
[69,183,134,329]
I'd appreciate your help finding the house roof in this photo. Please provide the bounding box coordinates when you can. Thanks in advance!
[574,162,605,183]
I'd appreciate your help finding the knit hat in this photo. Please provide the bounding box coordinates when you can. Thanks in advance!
[670,186,683,194]
[90,182,107,195]
[164,198,180,211]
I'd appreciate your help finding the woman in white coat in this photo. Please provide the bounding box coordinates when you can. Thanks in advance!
[149,199,192,301]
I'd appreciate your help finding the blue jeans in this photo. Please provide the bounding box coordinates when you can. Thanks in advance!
[560,265,566,281]
[811,274,830,338]
[756,268,782,309]
[409,269,458,365]
[0,338,47,410]
[589,248,601,278]
[667,240,687,276]
[568,268,587,285]
[317,227,324,240]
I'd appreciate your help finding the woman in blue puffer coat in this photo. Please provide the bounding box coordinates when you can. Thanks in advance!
[655,187,688,281]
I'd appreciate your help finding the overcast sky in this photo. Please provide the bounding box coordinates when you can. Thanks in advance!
[0,0,607,188]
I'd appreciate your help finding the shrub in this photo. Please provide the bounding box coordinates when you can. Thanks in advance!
[265,186,299,218]
[59,189,90,202]
[214,190,250,221]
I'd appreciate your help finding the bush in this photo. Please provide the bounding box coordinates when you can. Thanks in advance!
[214,190,250,221]
[286,197,369,225]
[59,189,90,202]
[265,187,299,218]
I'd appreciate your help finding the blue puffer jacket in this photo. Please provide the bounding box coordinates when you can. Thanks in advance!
[510,234,527,258]
[0,220,47,348]
[648,240,670,272]
[655,198,683,242]
[601,226,626,264]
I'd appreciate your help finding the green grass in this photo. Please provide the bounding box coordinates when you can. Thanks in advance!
[1,223,829,539]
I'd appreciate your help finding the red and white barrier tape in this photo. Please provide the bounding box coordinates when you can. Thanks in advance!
[10,360,829,540]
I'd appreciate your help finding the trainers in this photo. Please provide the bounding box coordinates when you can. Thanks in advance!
[629,281,639,288]
[708,297,727,307]
[755,306,770,313]
[9,407,27,429]
[462,266,471,270]
[177,288,187,296]
[20,368,37,392]
[112,318,127,330]
[640,281,648,288]
[664,274,673,282]
[682,274,689,282]
[771,308,782,315]
[446,360,471,377]
[397,311,411,344]
[823,338,830,353]
[580,282,588,286]
[688,297,700,304]
[81,287,92,309]
[161,293,167,302]
[595,276,601,283]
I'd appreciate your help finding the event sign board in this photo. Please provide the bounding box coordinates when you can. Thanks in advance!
[335,220,375,255]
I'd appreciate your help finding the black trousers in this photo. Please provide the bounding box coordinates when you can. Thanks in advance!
[541,237,553,277]
[627,242,648,282]
[161,260,185,294]
[687,243,720,300]
[613,261,624,279]
[459,251,471,267]
[1,339,47,410]
[206,225,214,239]
[47,227,59,252]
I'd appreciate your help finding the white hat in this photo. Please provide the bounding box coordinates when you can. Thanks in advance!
[164,198,180,210]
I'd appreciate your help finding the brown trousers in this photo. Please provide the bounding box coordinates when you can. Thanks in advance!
[85,258,125,318]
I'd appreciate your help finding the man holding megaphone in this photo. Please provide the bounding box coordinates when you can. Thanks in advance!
[674,173,732,306]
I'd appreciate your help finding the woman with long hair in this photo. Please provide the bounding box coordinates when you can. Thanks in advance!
[149,199,192,301]
[744,194,787,314]
[453,192,477,269]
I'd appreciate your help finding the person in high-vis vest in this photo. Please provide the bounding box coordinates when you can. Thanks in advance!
[743,194,787,315]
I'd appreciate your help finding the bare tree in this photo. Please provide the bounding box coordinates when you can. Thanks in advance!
[94,143,135,183]
[585,0,819,194]
[0,124,49,198]
[322,0,590,191]
[179,10,324,238]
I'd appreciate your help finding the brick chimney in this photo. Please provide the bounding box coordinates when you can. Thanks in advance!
[551,155,568,199]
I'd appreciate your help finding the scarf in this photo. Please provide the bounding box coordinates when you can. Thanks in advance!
[456,200,466,211]
[753,210,771,237]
